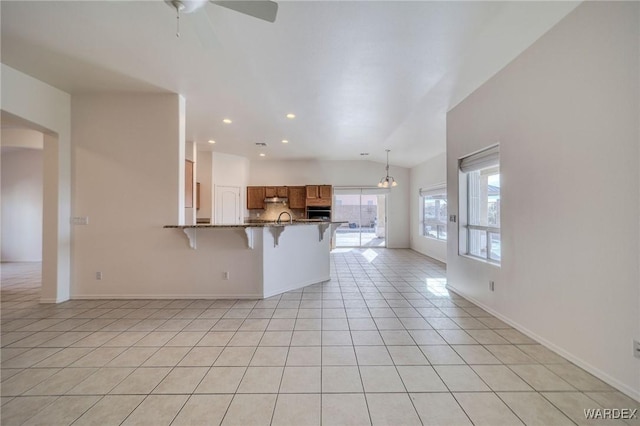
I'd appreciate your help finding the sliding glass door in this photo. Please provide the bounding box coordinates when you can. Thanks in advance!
[333,188,387,248]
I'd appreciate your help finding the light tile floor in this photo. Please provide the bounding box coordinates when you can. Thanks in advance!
[1,250,638,425]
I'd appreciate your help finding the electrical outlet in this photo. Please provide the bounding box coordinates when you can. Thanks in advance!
[634,340,640,359]
[223,272,230,280]
[71,216,89,225]
[96,272,102,280]
[489,281,495,291]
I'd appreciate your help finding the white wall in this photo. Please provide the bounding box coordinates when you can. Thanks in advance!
[198,151,249,224]
[1,147,43,261]
[1,128,45,149]
[69,94,266,298]
[1,64,72,302]
[1,130,46,264]
[410,152,447,263]
[212,152,250,222]
[249,159,410,248]
[446,2,639,399]
[72,93,183,295]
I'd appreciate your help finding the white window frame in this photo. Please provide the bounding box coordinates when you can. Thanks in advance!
[458,145,501,265]
[420,184,447,241]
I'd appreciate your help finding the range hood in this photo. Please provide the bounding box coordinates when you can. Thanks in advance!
[264,197,288,204]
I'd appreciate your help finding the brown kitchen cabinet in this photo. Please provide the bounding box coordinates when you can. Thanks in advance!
[265,186,288,198]
[306,198,332,207]
[247,186,266,209]
[288,186,306,209]
[265,186,276,198]
[319,185,332,199]
[185,160,194,208]
[251,184,332,209]
[264,186,288,198]
[306,185,332,206]
[196,182,200,210]
[306,185,319,199]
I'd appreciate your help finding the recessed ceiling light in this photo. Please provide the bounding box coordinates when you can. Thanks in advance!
[282,139,289,144]
[208,140,216,144]
[286,113,296,119]
[222,118,232,124]
[259,153,266,157]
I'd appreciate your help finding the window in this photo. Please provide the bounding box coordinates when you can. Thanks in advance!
[459,145,500,264]
[420,185,447,241]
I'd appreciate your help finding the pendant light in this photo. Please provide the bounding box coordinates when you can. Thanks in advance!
[378,149,398,188]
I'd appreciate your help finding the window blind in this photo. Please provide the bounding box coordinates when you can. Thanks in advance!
[333,187,390,196]
[459,145,499,173]
[419,184,446,197]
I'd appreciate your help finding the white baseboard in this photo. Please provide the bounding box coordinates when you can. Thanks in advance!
[39,297,66,303]
[410,245,446,264]
[263,276,330,299]
[71,293,264,300]
[447,284,640,403]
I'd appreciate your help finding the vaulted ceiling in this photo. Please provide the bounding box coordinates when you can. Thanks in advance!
[1,1,578,167]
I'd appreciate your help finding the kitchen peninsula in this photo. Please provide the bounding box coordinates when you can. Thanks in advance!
[165,221,344,298]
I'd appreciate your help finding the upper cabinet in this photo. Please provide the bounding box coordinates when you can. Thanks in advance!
[265,186,288,198]
[247,184,332,209]
[185,160,194,208]
[265,186,276,198]
[288,186,306,209]
[306,185,319,199]
[306,185,332,207]
[319,185,332,199]
[306,185,332,199]
[247,186,266,209]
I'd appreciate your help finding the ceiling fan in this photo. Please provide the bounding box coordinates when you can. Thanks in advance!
[166,0,278,40]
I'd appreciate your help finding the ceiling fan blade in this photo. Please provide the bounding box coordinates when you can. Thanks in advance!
[211,1,278,23]
[189,9,222,50]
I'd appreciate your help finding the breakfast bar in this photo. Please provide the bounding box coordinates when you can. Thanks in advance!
[164,221,344,298]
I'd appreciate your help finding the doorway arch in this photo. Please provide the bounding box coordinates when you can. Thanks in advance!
[1,65,72,302]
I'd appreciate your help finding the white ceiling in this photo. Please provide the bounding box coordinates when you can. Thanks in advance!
[1,1,579,168]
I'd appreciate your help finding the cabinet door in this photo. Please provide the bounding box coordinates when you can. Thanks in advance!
[247,186,266,209]
[185,160,194,208]
[277,186,288,197]
[288,187,306,209]
[319,185,332,199]
[306,185,319,199]
[265,186,277,198]
[196,182,201,210]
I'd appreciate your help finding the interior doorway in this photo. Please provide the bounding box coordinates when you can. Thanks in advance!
[333,189,387,248]
[214,185,241,225]
[2,66,72,303]
[1,126,45,295]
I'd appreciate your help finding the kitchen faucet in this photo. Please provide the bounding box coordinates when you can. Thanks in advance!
[276,211,292,225]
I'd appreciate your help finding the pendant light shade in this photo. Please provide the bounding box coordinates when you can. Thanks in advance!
[378,149,398,188]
